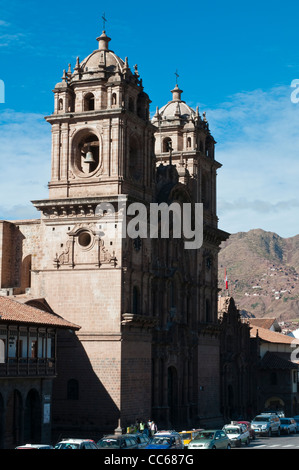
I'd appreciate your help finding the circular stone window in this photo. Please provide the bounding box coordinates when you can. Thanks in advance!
[78,231,92,247]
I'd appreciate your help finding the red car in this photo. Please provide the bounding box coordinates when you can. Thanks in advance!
[235,421,256,440]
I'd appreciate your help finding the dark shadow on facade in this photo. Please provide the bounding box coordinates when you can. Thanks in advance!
[52,329,120,442]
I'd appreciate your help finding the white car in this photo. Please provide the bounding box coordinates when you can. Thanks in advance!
[16,443,53,449]
[54,438,98,449]
[222,423,250,447]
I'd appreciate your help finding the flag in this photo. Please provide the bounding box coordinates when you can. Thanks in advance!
[225,269,228,290]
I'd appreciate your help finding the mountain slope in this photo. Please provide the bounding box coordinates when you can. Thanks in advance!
[218,229,299,321]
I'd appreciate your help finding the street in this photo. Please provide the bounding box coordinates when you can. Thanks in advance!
[237,433,299,449]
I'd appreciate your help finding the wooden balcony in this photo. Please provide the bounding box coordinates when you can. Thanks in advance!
[0,357,56,377]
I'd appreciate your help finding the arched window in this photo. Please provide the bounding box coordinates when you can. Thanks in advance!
[68,95,75,112]
[137,93,148,120]
[21,254,31,291]
[12,390,23,447]
[84,92,95,111]
[163,137,172,153]
[187,136,191,148]
[112,93,117,106]
[205,136,214,159]
[75,132,100,174]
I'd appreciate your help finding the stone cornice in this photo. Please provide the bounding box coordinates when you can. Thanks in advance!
[204,224,230,246]
[121,313,157,329]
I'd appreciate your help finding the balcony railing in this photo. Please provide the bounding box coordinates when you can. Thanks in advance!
[0,357,56,377]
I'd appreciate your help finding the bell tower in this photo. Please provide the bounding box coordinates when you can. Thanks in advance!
[46,30,155,203]
[31,30,157,435]
[152,83,219,228]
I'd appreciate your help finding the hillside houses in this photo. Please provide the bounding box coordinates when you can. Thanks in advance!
[218,230,299,320]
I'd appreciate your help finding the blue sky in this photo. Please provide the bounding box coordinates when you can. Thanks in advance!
[1,0,299,237]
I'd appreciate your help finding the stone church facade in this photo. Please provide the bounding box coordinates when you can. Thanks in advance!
[0,30,228,437]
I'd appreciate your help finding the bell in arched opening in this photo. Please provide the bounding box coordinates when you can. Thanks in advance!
[84,145,95,164]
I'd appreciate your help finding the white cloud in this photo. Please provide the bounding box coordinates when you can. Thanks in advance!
[205,85,299,237]
[0,109,51,220]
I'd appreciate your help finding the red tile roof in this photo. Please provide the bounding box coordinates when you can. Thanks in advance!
[249,318,280,330]
[250,324,299,345]
[0,296,80,330]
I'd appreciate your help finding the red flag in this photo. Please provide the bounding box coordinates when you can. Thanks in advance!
[225,269,228,290]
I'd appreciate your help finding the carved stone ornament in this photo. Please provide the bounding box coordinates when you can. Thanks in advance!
[98,239,117,267]
[54,239,73,268]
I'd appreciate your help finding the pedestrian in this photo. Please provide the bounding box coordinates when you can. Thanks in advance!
[150,420,157,436]
[139,420,145,433]
[134,419,140,433]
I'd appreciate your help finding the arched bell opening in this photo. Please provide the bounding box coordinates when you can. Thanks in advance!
[84,92,95,111]
[163,137,172,153]
[73,131,100,175]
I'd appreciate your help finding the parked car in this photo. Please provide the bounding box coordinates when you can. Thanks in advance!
[145,431,184,449]
[235,421,256,440]
[279,418,297,434]
[16,444,53,449]
[97,434,139,449]
[293,415,299,430]
[264,410,285,418]
[187,429,231,449]
[54,438,98,449]
[251,414,281,437]
[222,423,250,447]
[134,433,151,448]
[179,429,203,448]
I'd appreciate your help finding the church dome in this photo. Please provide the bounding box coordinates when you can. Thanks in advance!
[80,31,125,74]
[152,84,196,122]
[81,49,125,72]
[66,30,138,84]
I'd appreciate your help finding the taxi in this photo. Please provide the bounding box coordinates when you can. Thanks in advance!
[179,429,203,448]
[222,422,250,446]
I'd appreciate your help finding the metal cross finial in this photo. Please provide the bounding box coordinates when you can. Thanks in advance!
[102,12,107,31]
[175,69,179,83]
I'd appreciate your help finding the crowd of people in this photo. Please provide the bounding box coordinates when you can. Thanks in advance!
[126,419,157,437]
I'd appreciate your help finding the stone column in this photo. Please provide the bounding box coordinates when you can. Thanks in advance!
[60,122,69,181]
[51,124,60,181]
